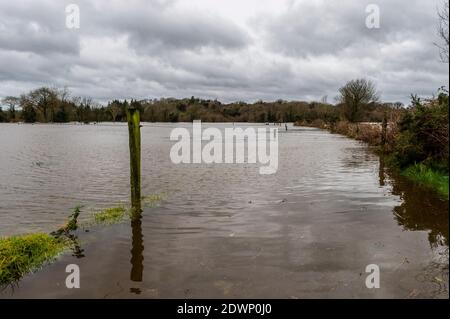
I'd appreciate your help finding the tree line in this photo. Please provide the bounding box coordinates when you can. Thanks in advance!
[0,84,403,124]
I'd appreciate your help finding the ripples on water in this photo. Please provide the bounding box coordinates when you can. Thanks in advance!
[0,122,447,298]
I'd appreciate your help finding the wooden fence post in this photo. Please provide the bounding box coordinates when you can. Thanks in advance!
[126,106,141,211]
[381,112,388,148]
[126,105,144,283]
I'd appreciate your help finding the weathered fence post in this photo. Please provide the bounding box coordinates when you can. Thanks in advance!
[126,105,141,210]
[126,105,144,283]
[381,111,388,148]
[130,215,144,282]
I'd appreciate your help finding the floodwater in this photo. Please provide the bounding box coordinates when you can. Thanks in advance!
[0,123,448,298]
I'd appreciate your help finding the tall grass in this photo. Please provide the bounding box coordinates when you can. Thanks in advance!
[403,163,449,198]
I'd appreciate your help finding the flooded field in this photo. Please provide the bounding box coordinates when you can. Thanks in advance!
[0,123,448,298]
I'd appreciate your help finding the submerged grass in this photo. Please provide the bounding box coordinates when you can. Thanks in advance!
[90,193,164,225]
[0,193,165,285]
[0,233,65,285]
[402,163,449,199]
[92,206,127,224]
[142,193,164,207]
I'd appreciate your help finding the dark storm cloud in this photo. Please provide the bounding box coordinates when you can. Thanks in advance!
[0,0,448,104]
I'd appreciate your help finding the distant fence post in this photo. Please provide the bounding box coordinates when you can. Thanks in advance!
[126,106,141,210]
[381,112,388,148]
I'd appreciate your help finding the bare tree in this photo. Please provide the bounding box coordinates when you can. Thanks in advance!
[338,79,379,122]
[109,104,120,122]
[58,86,71,102]
[27,87,59,122]
[2,96,20,121]
[436,0,449,63]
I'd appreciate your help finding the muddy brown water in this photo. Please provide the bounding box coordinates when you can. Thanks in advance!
[0,123,448,298]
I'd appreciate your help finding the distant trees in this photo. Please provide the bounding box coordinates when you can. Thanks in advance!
[16,87,64,122]
[0,85,402,125]
[2,96,20,122]
[108,101,121,122]
[106,99,131,122]
[29,87,60,122]
[21,100,37,123]
[0,107,6,122]
[75,97,93,123]
[338,79,379,122]
[1,87,93,123]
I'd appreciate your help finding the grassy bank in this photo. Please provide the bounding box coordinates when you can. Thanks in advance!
[0,206,126,285]
[0,206,122,286]
[0,233,65,285]
[402,163,449,198]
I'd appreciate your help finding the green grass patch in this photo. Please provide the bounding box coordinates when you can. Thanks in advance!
[92,206,127,224]
[403,163,449,199]
[0,233,65,285]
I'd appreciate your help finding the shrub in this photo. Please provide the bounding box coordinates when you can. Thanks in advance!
[393,90,449,171]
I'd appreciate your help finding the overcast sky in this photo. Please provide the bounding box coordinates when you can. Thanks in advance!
[0,0,448,104]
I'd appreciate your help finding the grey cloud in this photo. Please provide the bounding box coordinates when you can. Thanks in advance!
[79,1,251,52]
[257,0,437,57]
[0,0,448,105]
[0,1,80,55]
